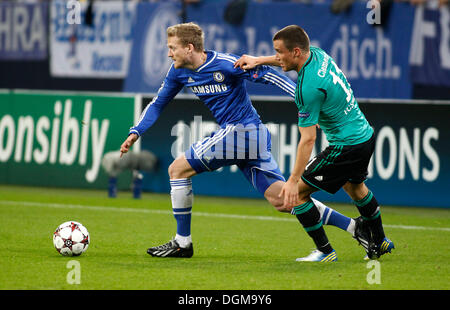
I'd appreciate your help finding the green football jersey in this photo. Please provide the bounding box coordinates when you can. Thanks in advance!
[295,46,373,145]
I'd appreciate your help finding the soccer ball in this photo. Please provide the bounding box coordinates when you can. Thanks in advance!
[53,221,90,256]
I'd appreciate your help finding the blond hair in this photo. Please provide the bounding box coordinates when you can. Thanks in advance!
[167,22,204,52]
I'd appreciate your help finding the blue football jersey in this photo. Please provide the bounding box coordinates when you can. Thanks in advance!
[130,51,296,136]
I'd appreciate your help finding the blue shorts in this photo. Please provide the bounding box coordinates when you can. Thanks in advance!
[185,123,285,195]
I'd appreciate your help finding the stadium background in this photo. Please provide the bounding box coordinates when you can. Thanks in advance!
[1,0,449,209]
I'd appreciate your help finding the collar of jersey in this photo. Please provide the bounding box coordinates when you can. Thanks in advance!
[297,50,313,74]
[195,50,217,72]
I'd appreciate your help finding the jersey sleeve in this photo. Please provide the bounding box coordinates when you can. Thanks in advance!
[236,65,296,98]
[221,53,296,98]
[296,87,326,127]
[129,65,183,137]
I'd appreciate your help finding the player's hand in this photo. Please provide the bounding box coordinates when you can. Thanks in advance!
[120,134,138,158]
[279,178,300,208]
[234,54,259,70]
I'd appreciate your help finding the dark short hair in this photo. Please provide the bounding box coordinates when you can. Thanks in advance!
[273,25,310,52]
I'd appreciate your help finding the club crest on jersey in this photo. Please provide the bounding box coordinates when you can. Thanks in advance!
[213,71,225,82]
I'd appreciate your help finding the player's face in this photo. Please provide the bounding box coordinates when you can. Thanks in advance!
[273,39,297,72]
[167,36,191,69]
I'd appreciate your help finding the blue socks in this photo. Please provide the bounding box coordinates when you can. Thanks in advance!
[296,198,355,235]
[321,204,352,231]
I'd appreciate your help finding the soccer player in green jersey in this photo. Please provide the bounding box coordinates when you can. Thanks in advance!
[235,25,394,261]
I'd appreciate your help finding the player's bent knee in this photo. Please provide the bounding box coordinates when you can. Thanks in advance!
[265,193,291,213]
[168,161,176,178]
[168,156,196,179]
[343,181,368,201]
[276,205,293,213]
[273,200,290,213]
[263,181,292,213]
[168,159,184,179]
[273,202,292,213]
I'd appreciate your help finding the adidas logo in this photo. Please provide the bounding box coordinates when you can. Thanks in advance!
[188,77,195,83]
[315,175,323,181]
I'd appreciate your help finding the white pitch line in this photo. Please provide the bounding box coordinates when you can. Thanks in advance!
[1,200,449,232]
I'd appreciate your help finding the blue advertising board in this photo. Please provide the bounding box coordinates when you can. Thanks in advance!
[125,1,415,99]
[410,6,450,87]
[0,1,48,60]
[123,2,181,92]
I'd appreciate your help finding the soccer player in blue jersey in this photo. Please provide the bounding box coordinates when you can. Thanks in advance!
[120,23,369,258]
[235,25,394,261]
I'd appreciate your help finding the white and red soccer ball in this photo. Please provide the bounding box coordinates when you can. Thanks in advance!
[53,221,90,256]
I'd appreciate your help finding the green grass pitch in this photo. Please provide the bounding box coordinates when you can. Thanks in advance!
[0,185,449,290]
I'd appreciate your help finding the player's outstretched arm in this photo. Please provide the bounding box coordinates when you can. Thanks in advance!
[229,52,295,98]
[127,65,183,142]
[234,54,280,70]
